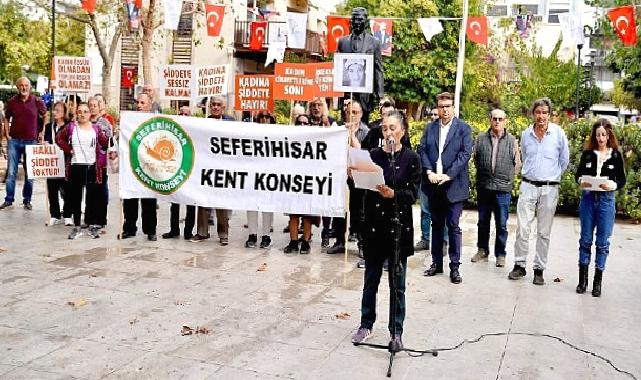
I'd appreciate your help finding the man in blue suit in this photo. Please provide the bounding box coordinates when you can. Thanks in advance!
[419,92,473,284]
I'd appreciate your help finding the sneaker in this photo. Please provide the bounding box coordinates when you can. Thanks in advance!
[284,240,300,253]
[245,234,258,248]
[299,240,310,254]
[508,264,527,280]
[383,259,389,271]
[88,226,101,239]
[259,235,272,249]
[471,249,489,263]
[326,242,345,254]
[23,202,32,210]
[64,218,73,226]
[190,234,210,243]
[321,238,330,248]
[68,226,82,240]
[533,269,545,285]
[219,237,229,246]
[414,239,430,251]
[389,334,403,352]
[0,201,13,210]
[357,258,366,269]
[351,327,372,344]
[496,256,506,267]
[48,217,62,226]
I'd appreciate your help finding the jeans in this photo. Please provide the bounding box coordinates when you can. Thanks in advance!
[5,138,37,204]
[514,182,559,270]
[419,189,448,243]
[360,255,407,335]
[429,188,463,269]
[477,188,511,257]
[578,191,615,271]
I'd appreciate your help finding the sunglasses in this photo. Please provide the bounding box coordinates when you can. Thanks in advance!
[380,101,393,108]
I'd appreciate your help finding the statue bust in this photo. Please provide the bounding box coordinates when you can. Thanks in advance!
[337,7,385,123]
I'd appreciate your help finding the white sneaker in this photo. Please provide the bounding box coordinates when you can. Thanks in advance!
[64,218,73,226]
[68,227,83,240]
[48,217,62,226]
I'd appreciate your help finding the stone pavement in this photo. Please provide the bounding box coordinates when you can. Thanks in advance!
[1,177,640,380]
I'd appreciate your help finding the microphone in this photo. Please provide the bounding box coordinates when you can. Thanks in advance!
[386,137,396,147]
[386,137,396,161]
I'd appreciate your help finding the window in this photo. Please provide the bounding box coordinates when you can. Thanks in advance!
[548,9,569,24]
[486,5,508,16]
[512,4,538,16]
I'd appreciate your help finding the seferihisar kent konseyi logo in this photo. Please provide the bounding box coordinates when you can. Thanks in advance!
[129,117,194,195]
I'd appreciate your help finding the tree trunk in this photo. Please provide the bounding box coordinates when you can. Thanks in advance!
[141,0,156,86]
[101,63,112,107]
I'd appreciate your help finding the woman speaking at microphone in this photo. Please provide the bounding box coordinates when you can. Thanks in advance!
[351,110,421,351]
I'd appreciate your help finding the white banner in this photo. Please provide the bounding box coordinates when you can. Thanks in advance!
[25,144,65,178]
[164,0,183,30]
[119,112,348,217]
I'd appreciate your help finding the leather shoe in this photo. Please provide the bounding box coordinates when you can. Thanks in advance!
[147,234,157,241]
[162,231,179,239]
[450,268,462,284]
[326,242,345,254]
[119,231,136,239]
[423,264,443,276]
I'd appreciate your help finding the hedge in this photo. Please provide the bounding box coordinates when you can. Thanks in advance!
[408,118,641,220]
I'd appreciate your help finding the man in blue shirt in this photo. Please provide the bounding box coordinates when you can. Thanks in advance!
[509,98,569,285]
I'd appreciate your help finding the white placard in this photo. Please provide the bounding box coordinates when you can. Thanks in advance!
[332,53,374,94]
[159,64,195,100]
[53,56,92,93]
[25,144,65,178]
[287,12,307,49]
[119,113,348,216]
[196,64,229,98]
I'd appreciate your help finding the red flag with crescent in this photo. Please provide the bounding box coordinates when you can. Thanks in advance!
[205,4,225,37]
[80,0,96,13]
[327,16,350,53]
[466,16,488,47]
[121,65,137,89]
[608,6,637,46]
[250,21,267,51]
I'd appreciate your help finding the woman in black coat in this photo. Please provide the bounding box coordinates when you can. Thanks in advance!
[575,119,626,297]
[351,110,421,351]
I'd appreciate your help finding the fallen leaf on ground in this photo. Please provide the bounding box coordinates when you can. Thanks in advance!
[130,317,138,325]
[181,325,194,335]
[0,247,7,253]
[67,298,88,307]
[257,263,268,272]
[181,325,210,335]
[196,326,210,334]
[554,277,563,283]
[175,299,190,306]
[335,312,350,320]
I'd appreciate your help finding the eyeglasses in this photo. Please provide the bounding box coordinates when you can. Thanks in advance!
[380,101,393,108]
[437,104,453,109]
[491,117,505,122]
[430,113,438,117]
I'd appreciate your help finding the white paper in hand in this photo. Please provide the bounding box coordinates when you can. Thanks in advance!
[352,169,385,191]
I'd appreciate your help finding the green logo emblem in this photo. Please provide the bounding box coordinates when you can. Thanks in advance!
[129,117,194,195]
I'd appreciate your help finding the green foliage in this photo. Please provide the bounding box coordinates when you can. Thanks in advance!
[0,1,85,83]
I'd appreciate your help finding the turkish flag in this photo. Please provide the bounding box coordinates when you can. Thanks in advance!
[121,65,137,89]
[205,5,225,37]
[135,0,141,8]
[80,0,96,13]
[466,16,488,47]
[327,16,350,53]
[250,21,267,50]
[608,6,637,46]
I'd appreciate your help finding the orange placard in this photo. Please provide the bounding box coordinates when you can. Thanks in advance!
[235,74,274,112]
[313,62,343,98]
[273,63,317,101]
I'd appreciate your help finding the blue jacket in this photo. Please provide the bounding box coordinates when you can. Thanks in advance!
[419,117,473,203]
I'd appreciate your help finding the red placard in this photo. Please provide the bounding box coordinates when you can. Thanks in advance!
[235,75,274,112]
[273,63,317,101]
[327,16,350,53]
[312,62,343,98]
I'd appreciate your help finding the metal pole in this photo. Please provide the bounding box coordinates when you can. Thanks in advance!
[454,0,469,118]
[588,61,595,111]
[575,43,583,119]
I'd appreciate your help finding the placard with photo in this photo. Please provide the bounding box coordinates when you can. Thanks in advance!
[332,53,374,94]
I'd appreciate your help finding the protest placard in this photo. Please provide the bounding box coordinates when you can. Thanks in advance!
[235,75,274,112]
[119,113,348,216]
[273,63,316,101]
[52,56,92,93]
[25,145,65,179]
[159,65,195,100]
[197,64,229,97]
[313,62,343,98]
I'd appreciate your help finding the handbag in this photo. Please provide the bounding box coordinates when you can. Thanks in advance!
[107,137,119,174]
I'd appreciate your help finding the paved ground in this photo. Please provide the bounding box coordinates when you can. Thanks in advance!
[1,177,640,380]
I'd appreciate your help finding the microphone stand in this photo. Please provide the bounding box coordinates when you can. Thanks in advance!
[354,140,438,377]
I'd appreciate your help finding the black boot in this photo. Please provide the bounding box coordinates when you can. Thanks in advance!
[592,269,603,297]
[576,264,588,294]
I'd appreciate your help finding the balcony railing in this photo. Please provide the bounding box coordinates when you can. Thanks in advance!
[234,20,323,56]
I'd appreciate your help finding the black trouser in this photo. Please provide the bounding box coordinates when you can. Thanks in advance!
[122,198,157,235]
[332,181,364,245]
[92,171,109,226]
[47,177,67,219]
[169,203,195,236]
[67,164,101,227]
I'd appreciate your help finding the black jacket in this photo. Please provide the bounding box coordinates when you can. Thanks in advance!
[575,149,626,190]
[361,147,421,259]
